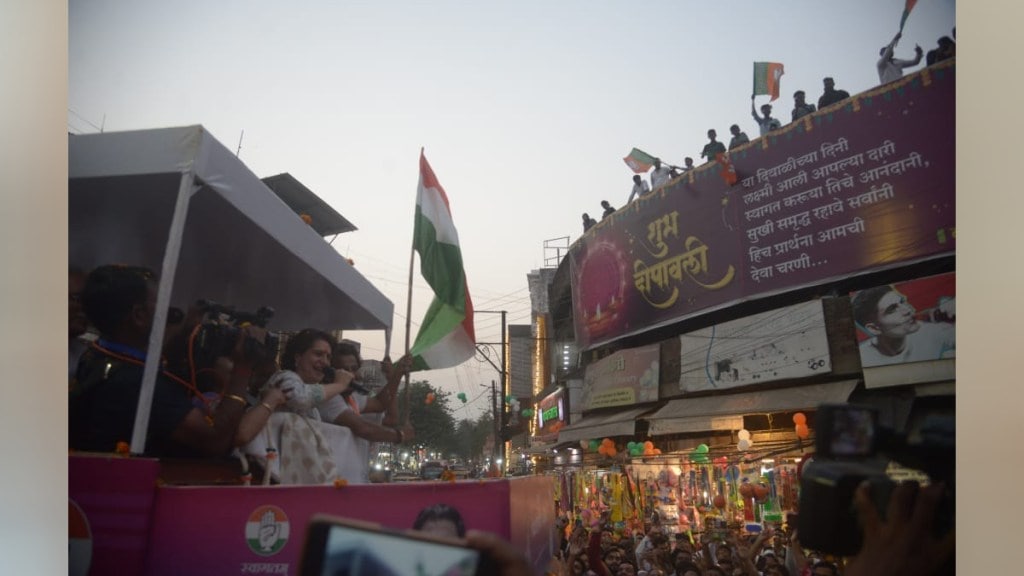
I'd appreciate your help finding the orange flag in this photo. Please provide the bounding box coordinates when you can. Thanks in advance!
[716,152,738,186]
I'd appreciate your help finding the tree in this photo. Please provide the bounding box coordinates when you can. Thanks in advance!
[451,413,493,462]
[404,380,458,458]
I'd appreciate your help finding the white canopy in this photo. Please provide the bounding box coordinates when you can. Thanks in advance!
[69,125,393,332]
[69,125,394,452]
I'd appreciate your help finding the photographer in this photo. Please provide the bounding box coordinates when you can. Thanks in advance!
[69,265,282,457]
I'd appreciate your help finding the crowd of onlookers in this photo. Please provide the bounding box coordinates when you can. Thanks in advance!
[547,480,953,576]
[583,30,955,233]
[549,514,838,576]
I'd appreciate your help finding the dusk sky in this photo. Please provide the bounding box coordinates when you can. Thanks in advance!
[68,0,956,420]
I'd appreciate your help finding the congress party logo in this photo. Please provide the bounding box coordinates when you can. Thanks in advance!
[245,505,290,556]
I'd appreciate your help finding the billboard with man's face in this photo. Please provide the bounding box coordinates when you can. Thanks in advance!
[850,272,955,368]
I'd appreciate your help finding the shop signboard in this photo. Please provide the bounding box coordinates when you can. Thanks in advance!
[569,62,955,350]
[581,343,660,410]
[532,386,567,444]
[678,300,830,392]
[850,271,955,368]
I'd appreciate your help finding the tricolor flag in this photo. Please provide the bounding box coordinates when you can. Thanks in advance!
[753,62,785,102]
[410,151,476,371]
[623,147,656,174]
[716,152,738,186]
[899,0,918,31]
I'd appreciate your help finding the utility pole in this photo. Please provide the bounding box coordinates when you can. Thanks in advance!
[491,380,499,464]
[476,309,508,473]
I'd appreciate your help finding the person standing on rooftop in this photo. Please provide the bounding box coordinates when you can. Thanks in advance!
[817,77,850,109]
[700,129,726,164]
[751,96,782,136]
[791,90,816,121]
[877,31,923,84]
[628,174,650,204]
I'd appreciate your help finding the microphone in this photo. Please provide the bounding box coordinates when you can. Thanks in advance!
[323,366,370,395]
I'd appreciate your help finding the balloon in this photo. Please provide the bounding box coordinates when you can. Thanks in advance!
[602,438,613,447]
[697,443,709,454]
[589,440,600,451]
[738,438,752,451]
[795,423,810,439]
[644,440,654,449]
[627,442,637,450]
[714,456,728,466]
[580,440,589,449]
[738,429,751,440]
[754,485,769,502]
[653,448,662,455]
[606,447,617,457]
[725,465,740,481]
[713,495,727,509]
[505,395,513,404]
[793,412,807,425]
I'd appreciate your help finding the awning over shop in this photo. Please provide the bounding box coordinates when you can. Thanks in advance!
[557,406,655,445]
[644,380,859,436]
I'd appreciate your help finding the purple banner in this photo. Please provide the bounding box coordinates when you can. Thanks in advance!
[571,62,955,349]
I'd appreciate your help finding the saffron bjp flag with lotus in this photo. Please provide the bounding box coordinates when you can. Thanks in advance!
[753,62,785,102]
[409,151,476,371]
[623,148,656,174]
[715,152,738,186]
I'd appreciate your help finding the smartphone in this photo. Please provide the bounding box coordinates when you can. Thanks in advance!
[299,514,493,576]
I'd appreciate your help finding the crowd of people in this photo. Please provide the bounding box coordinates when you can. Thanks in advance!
[68,264,416,484]
[581,30,955,234]
[546,478,953,576]
[549,517,836,576]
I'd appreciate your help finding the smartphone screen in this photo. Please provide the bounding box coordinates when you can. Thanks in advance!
[816,404,877,458]
[300,516,483,576]
[828,407,876,457]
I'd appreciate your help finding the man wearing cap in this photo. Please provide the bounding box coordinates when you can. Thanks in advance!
[791,90,816,122]
[818,77,850,109]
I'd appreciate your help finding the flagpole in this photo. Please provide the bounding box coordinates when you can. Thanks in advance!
[400,148,423,426]
[402,239,415,426]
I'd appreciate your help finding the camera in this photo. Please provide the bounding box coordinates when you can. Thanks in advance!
[797,403,954,556]
[192,299,280,369]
